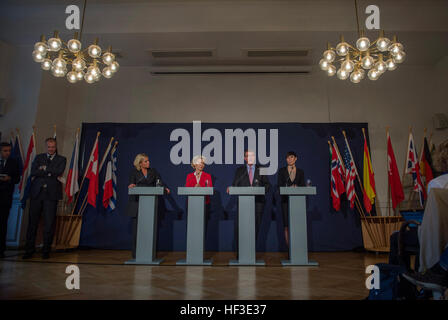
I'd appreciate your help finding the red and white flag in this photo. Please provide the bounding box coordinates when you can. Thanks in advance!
[86,137,99,208]
[387,132,404,209]
[65,131,80,204]
[19,132,36,208]
[330,143,345,211]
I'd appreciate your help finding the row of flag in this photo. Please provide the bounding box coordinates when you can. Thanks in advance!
[329,129,435,214]
[10,129,118,213]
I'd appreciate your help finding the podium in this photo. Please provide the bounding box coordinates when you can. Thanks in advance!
[228,186,266,266]
[280,187,318,266]
[125,187,164,265]
[177,187,214,265]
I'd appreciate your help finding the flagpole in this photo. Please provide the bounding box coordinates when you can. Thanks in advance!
[386,127,391,216]
[16,128,24,164]
[76,136,115,216]
[53,124,57,139]
[32,125,38,154]
[70,131,101,215]
[400,126,412,210]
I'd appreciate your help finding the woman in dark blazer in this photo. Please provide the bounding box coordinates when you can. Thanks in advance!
[127,153,169,259]
[277,151,305,247]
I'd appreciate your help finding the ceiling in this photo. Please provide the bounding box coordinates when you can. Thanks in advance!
[1,0,448,68]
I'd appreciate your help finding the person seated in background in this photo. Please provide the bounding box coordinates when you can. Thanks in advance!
[127,153,169,259]
[277,151,305,247]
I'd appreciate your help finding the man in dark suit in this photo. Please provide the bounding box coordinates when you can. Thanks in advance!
[23,137,66,259]
[277,151,305,247]
[229,150,271,238]
[0,142,20,258]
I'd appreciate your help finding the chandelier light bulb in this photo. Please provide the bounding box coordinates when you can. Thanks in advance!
[47,34,62,52]
[32,50,45,63]
[376,37,390,52]
[367,68,380,81]
[51,65,67,77]
[52,57,66,69]
[358,68,365,80]
[336,42,349,56]
[337,68,349,80]
[88,44,102,58]
[319,58,330,71]
[72,57,86,71]
[41,58,52,70]
[110,61,119,73]
[87,65,101,78]
[67,71,78,83]
[76,70,85,81]
[375,60,387,74]
[350,70,362,84]
[356,37,370,51]
[323,49,336,63]
[102,66,113,78]
[326,64,336,77]
[361,55,374,69]
[102,52,115,65]
[67,39,82,53]
[84,72,95,84]
[393,50,406,63]
[341,58,354,73]
[386,58,397,71]
[34,41,48,55]
[389,42,404,55]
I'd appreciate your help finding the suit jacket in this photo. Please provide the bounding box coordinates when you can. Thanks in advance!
[185,171,213,204]
[0,157,20,206]
[232,164,271,203]
[126,167,164,217]
[278,166,305,202]
[30,153,66,201]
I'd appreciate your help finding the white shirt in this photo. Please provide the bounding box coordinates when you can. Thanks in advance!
[427,173,448,194]
[195,171,202,184]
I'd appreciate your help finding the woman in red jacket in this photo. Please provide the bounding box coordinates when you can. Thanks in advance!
[185,155,213,205]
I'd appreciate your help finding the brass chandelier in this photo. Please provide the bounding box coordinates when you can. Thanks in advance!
[32,0,119,84]
[319,0,405,83]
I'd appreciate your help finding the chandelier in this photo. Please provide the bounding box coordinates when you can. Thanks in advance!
[31,0,119,84]
[319,0,405,83]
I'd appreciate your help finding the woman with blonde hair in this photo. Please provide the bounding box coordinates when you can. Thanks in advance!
[127,153,169,259]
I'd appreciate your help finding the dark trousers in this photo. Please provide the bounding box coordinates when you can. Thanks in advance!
[25,191,58,254]
[389,227,419,270]
[0,202,12,254]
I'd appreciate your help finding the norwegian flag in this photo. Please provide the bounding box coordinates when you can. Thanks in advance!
[19,133,36,209]
[86,137,99,208]
[342,144,356,209]
[65,131,80,204]
[103,146,117,212]
[330,143,345,211]
[405,133,426,206]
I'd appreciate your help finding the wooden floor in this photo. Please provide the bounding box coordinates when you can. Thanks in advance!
[0,249,388,300]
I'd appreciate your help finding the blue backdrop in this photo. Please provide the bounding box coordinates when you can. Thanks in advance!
[77,122,368,252]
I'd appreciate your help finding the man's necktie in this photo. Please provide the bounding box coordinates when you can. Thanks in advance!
[249,165,253,185]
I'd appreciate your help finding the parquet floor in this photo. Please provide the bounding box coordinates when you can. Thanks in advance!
[0,250,388,300]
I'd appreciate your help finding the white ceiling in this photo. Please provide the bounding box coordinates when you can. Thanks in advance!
[1,0,448,67]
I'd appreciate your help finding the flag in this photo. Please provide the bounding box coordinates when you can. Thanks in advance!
[103,146,117,212]
[342,143,356,210]
[86,137,99,208]
[420,136,434,184]
[19,133,36,209]
[65,131,80,204]
[387,132,404,209]
[405,132,426,206]
[330,143,345,211]
[11,135,24,175]
[363,135,376,212]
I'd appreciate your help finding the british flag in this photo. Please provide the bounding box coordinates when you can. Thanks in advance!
[342,144,356,209]
[405,133,426,207]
